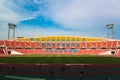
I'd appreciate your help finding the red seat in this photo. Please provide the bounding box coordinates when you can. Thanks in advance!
[78,49,83,54]
[91,42,97,49]
[106,41,112,49]
[0,49,5,54]
[82,49,88,54]
[101,42,107,48]
[116,41,120,48]
[86,42,91,49]
[31,42,36,49]
[96,42,102,49]
[21,42,26,48]
[117,49,120,55]
[88,49,95,54]
[81,42,86,49]
[0,40,5,47]
[15,41,26,48]
[15,41,21,48]
[10,41,16,48]
[25,42,31,48]
[5,41,12,48]
[0,41,4,46]
[111,41,117,49]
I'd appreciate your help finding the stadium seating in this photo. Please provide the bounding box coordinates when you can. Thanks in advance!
[31,42,36,49]
[78,49,84,54]
[101,41,107,48]
[13,49,45,54]
[1,40,120,55]
[14,49,28,54]
[51,43,56,49]
[0,40,5,48]
[76,43,80,49]
[41,43,46,49]
[5,40,16,49]
[0,49,5,54]
[86,42,91,49]
[91,42,97,49]
[87,49,109,55]
[0,41,6,54]
[15,41,20,48]
[116,41,120,49]
[116,49,120,55]
[106,41,112,49]
[82,49,88,54]
[96,42,102,49]
[65,43,71,49]
[35,42,41,49]
[25,42,31,49]
[81,42,86,49]
[111,41,117,49]
[5,41,11,48]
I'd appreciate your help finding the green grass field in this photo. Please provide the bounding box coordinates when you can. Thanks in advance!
[0,54,120,64]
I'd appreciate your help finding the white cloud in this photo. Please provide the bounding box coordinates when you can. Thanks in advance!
[0,0,39,22]
[0,0,41,39]
[0,0,20,22]
[0,0,120,39]
[42,0,120,28]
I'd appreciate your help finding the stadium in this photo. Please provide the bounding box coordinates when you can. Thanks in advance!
[1,35,120,80]
[0,23,120,80]
[0,35,120,55]
[0,24,120,80]
[1,0,120,79]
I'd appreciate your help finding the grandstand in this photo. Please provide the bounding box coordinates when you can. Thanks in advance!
[1,36,120,80]
[0,36,120,55]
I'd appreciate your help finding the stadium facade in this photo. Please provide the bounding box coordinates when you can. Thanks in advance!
[0,36,120,55]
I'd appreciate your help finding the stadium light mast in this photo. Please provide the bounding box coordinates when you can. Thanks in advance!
[8,23,17,40]
[106,23,114,39]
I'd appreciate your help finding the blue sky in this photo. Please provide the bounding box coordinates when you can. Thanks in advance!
[0,0,120,40]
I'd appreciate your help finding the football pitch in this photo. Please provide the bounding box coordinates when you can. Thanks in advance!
[0,54,120,64]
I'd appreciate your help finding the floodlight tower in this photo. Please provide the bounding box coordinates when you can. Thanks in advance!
[8,23,17,39]
[106,23,114,39]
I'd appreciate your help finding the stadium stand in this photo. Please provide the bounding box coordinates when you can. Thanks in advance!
[51,43,56,49]
[26,42,31,49]
[0,41,6,54]
[0,41,5,48]
[117,40,120,49]
[111,41,117,49]
[106,41,112,49]
[101,41,107,49]
[96,42,102,49]
[76,43,80,49]
[0,39,120,55]
[30,42,35,49]
[91,42,97,49]
[0,49,5,54]
[86,42,91,49]
[5,41,11,48]
[81,42,86,49]
[35,42,41,49]
[116,49,120,55]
